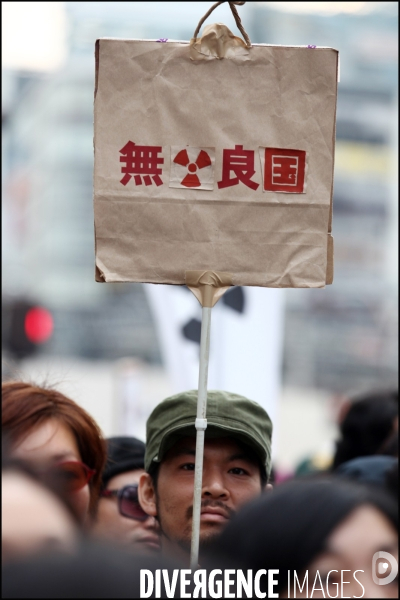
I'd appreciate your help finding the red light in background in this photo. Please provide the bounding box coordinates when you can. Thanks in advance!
[24,307,54,344]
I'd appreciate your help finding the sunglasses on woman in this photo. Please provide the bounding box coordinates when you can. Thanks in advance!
[101,484,148,521]
[50,461,96,493]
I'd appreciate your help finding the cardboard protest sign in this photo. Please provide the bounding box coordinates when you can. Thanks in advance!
[94,25,338,288]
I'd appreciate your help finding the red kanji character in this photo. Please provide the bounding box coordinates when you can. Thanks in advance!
[217,145,259,190]
[119,141,164,186]
[263,148,306,193]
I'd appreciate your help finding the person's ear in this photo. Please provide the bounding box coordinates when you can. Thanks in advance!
[138,472,158,517]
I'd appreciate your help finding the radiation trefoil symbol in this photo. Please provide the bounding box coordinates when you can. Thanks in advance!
[170,146,215,190]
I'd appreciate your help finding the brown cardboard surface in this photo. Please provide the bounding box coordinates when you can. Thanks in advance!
[94,32,338,288]
[185,270,233,307]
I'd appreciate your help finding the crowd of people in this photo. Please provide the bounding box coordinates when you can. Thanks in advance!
[2,380,398,598]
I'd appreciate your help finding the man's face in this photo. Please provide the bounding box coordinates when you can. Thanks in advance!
[140,436,263,555]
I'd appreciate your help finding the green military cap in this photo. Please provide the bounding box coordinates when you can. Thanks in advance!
[145,390,273,478]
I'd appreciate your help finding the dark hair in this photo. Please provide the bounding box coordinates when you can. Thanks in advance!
[2,540,183,598]
[336,455,397,491]
[102,436,146,490]
[332,389,398,469]
[379,430,398,458]
[2,381,107,516]
[209,476,398,593]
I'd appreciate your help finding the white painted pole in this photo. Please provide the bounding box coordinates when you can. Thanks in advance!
[190,305,212,569]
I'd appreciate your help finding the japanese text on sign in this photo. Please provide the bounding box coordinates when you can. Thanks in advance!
[119,143,307,193]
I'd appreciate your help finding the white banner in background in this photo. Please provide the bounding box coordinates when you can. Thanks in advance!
[144,284,285,449]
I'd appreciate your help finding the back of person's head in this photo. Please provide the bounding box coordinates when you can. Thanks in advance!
[332,389,398,469]
[2,541,182,598]
[2,381,106,516]
[102,436,145,490]
[2,435,79,517]
[209,477,398,595]
[379,430,398,458]
[2,447,80,562]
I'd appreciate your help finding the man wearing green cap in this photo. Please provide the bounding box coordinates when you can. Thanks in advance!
[138,390,273,562]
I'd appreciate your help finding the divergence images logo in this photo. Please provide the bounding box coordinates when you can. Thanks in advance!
[372,551,398,586]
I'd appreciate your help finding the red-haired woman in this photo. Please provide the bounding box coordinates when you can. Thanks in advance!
[2,381,107,524]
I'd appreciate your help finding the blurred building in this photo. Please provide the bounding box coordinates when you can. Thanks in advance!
[247,3,398,393]
[2,2,398,393]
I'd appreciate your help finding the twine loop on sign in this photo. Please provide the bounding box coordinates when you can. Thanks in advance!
[193,1,251,48]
